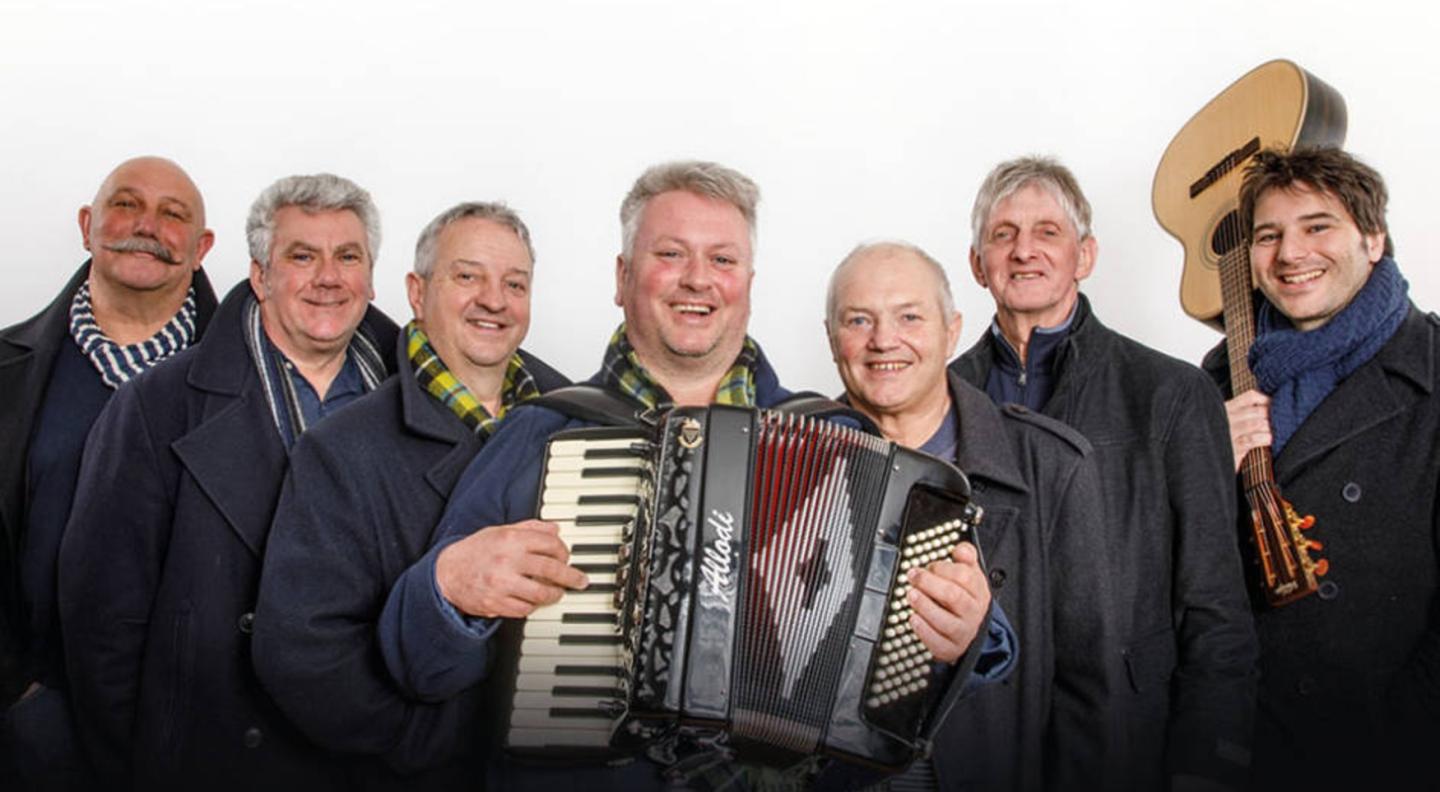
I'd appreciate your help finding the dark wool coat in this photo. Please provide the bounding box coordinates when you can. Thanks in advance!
[57,280,398,791]
[953,295,1259,791]
[0,261,217,705]
[1202,304,1440,791]
[251,337,567,789]
[930,372,1121,792]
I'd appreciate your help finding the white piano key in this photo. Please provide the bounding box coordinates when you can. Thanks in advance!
[543,471,642,489]
[510,708,615,730]
[545,455,647,473]
[527,601,617,621]
[523,619,619,638]
[515,672,621,691]
[518,653,621,674]
[549,524,625,541]
[520,637,624,658]
[508,727,613,747]
[542,482,644,504]
[513,689,621,708]
[540,503,640,521]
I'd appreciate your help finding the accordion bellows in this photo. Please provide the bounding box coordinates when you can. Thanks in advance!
[505,405,986,771]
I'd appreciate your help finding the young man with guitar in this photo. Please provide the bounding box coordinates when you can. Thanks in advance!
[1206,147,1440,791]
[951,156,1259,791]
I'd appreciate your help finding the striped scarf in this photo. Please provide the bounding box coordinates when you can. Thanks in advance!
[405,321,539,438]
[69,281,198,389]
[599,324,758,410]
[242,294,386,445]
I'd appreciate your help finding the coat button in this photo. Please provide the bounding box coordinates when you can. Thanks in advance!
[1318,581,1340,601]
[1342,482,1362,503]
[237,612,255,635]
[988,568,1007,589]
[243,727,263,748]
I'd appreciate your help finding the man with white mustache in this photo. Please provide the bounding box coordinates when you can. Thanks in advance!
[951,156,1258,791]
[0,156,218,790]
[59,174,399,790]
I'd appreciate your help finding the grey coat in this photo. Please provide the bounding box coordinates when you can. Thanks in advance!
[953,295,1259,790]
[931,372,1120,791]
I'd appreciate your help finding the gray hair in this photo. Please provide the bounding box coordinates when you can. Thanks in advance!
[970,156,1093,247]
[413,201,535,277]
[825,240,956,329]
[246,173,381,267]
[619,160,760,262]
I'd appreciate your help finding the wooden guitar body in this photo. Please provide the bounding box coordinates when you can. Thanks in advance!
[1152,59,1346,329]
[1151,59,1343,606]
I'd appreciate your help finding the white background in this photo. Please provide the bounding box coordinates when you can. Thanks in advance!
[3,0,1436,395]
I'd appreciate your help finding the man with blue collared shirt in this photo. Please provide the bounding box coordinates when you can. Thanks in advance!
[59,174,399,791]
[951,156,1259,791]
[378,160,1014,790]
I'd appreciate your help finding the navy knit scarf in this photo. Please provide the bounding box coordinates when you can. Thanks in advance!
[1249,256,1408,454]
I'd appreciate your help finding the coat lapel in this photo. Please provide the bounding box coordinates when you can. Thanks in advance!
[397,360,477,500]
[1277,310,1435,480]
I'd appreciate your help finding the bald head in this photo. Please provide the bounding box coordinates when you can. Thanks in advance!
[826,241,956,330]
[81,155,214,296]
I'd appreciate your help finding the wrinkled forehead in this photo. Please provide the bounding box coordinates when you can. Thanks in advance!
[985,180,1073,230]
[95,158,205,218]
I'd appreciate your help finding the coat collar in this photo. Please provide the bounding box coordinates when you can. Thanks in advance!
[948,370,1029,494]
[1277,306,1435,477]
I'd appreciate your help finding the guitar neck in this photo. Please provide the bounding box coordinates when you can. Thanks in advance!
[1217,245,1276,488]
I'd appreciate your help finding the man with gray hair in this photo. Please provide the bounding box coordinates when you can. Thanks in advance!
[826,239,1117,790]
[59,173,399,790]
[951,156,1259,790]
[375,161,1013,789]
[251,201,568,787]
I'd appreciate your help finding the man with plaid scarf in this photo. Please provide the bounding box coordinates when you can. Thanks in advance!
[377,161,1013,790]
[251,202,568,788]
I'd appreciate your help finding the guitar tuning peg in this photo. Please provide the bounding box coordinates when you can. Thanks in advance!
[1314,559,1330,576]
[1298,515,1316,530]
[1307,539,1324,551]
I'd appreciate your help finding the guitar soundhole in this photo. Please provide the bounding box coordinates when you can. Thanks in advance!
[1209,210,1245,257]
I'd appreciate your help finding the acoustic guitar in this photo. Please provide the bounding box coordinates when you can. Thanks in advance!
[1151,59,1343,606]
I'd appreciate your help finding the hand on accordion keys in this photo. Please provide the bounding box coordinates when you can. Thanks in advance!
[905,541,992,664]
[434,519,591,619]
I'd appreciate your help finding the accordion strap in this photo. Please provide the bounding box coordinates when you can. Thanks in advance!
[525,384,653,427]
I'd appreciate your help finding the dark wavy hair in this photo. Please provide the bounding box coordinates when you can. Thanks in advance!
[1239,147,1392,257]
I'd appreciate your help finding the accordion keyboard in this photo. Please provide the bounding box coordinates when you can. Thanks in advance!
[508,435,650,750]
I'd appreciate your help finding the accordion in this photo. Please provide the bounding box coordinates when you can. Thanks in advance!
[503,404,986,771]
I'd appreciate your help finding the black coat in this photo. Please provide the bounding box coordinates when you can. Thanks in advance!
[931,373,1121,791]
[953,295,1259,790]
[57,280,398,790]
[251,338,568,788]
[1202,305,1440,791]
[0,261,217,704]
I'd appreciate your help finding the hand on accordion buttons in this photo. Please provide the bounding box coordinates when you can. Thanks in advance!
[435,519,590,619]
[905,542,991,664]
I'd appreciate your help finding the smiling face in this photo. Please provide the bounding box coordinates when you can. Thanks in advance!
[80,157,214,296]
[829,247,962,424]
[1249,183,1385,331]
[249,206,375,360]
[406,217,533,387]
[970,182,1094,331]
[614,189,754,380]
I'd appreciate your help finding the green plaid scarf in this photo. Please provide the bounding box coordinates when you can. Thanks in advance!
[599,324,758,409]
[406,321,539,438]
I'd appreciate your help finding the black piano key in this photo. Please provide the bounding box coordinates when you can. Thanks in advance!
[571,543,622,553]
[580,467,643,479]
[577,494,643,506]
[572,563,618,574]
[581,583,617,594]
[574,515,633,526]
[562,612,618,624]
[555,665,622,676]
[584,447,647,460]
[549,707,615,720]
[552,686,623,697]
[559,634,623,646]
